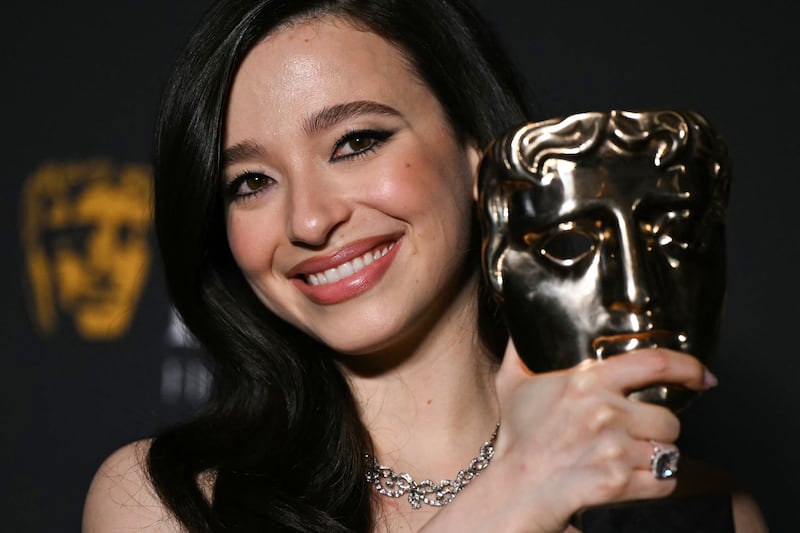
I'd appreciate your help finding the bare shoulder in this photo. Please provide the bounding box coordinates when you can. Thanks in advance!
[731,491,769,533]
[82,439,182,532]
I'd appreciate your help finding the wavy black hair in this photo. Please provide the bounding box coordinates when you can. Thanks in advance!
[148,0,533,530]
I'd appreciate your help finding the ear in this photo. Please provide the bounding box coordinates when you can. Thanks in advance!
[465,140,483,202]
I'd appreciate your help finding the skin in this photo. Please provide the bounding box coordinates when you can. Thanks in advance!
[82,16,767,533]
[223,17,480,359]
[223,20,498,530]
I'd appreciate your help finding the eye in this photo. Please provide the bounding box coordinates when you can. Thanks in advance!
[226,171,274,201]
[45,225,93,255]
[330,129,393,161]
[533,227,597,267]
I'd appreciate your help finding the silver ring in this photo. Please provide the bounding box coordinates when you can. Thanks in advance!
[650,440,680,479]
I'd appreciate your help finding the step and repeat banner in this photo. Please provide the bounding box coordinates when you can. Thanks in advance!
[3,1,797,530]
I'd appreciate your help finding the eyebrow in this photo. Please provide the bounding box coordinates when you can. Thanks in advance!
[221,139,268,169]
[302,100,401,136]
[222,100,400,169]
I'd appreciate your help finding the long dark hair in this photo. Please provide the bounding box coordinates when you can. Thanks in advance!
[149,0,532,530]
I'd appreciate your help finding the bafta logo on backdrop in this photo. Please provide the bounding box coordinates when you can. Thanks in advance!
[20,159,152,341]
[20,158,211,407]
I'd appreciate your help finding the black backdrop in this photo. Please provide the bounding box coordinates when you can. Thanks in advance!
[3,1,797,531]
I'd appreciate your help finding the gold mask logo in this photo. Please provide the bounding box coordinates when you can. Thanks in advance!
[20,160,153,341]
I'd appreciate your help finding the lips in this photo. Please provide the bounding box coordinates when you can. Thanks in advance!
[307,242,396,286]
[288,234,403,305]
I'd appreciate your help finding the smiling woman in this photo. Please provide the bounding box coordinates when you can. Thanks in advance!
[81,1,766,532]
[223,20,480,352]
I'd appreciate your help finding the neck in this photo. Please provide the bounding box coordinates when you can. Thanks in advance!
[337,274,500,481]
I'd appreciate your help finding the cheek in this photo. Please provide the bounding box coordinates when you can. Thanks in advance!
[367,151,473,224]
[226,212,275,275]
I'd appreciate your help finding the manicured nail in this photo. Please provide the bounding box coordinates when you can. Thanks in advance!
[703,368,719,389]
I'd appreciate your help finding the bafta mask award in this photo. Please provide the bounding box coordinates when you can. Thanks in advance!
[478,109,731,412]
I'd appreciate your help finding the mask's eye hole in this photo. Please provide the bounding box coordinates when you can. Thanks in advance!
[535,228,596,267]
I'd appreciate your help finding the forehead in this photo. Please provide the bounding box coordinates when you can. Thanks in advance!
[547,155,708,197]
[225,17,424,136]
[516,153,713,223]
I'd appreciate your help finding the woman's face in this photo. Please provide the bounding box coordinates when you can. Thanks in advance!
[223,17,481,355]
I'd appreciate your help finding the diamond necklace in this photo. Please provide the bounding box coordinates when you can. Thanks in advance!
[364,422,500,509]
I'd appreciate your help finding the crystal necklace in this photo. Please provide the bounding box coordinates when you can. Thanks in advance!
[364,422,500,509]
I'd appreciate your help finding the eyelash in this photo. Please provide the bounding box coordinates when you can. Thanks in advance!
[225,129,395,202]
[330,128,394,161]
[225,171,274,202]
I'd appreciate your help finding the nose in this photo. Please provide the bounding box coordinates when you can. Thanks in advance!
[86,224,116,275]
[603,211,652,311]
[286,169,351,247]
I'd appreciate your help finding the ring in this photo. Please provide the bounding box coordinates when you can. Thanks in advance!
[650,440,680,479]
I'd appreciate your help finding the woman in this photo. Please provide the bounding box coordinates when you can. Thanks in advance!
[83,0,766,531]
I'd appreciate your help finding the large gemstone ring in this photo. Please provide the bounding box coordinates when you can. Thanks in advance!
[650,440,680,479]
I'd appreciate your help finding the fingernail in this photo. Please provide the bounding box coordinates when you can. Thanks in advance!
[703,368,719,389]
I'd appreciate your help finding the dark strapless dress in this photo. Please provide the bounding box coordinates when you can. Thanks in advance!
[579,494,734,532]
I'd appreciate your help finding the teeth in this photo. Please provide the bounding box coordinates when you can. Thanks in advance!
[323,268,340,283]
[307,243,395,286]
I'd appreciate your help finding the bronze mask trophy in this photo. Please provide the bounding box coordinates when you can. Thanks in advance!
[478,110,733,530]
[479,109,730,411]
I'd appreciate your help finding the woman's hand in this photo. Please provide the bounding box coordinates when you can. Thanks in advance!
[488,340,716,531]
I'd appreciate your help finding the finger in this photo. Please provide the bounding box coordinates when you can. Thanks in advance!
[585,348,717,395]
[619,469,678,502]
[603,440,680,502]
[631,439,679,471]
[624,401,681,443]
[571,440,678,510]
